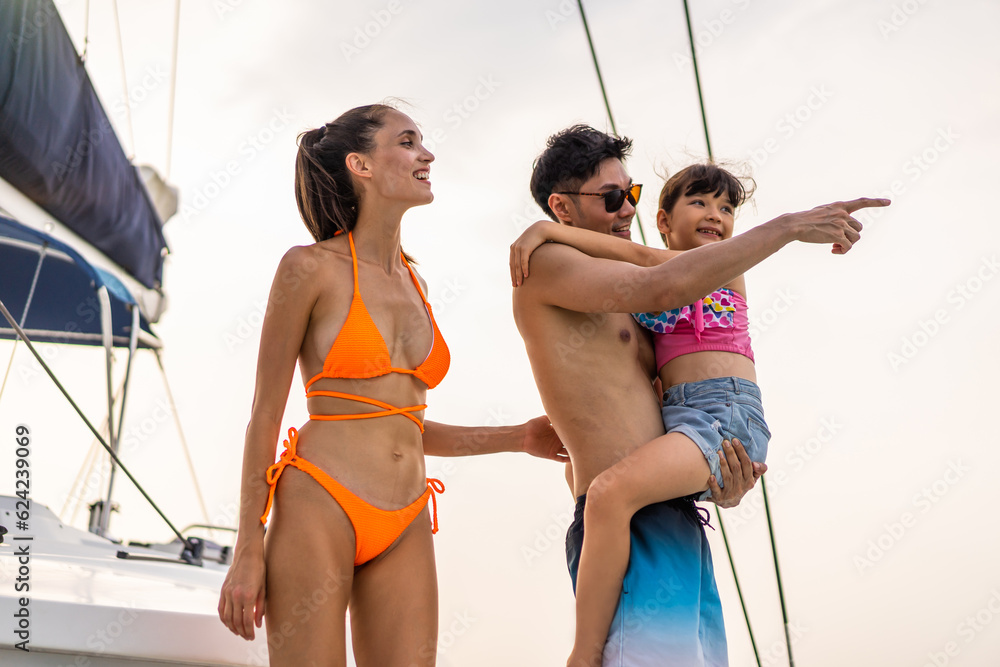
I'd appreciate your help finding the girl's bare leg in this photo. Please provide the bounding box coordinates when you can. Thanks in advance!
[568,432,709,667]
[350,506,439,667]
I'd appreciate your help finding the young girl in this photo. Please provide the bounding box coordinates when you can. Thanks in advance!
[512,163,767,667]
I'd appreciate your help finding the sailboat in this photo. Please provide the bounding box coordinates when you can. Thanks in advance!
[0,1,268,663]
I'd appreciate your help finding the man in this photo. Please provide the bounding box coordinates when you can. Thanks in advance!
[512,125,884,666]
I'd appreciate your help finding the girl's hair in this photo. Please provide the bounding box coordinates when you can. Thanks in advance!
[294,104,395,242]
[658,163,756,246]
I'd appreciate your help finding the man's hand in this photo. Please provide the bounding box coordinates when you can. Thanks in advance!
[522,415,569,463]
[707,438,766,509]
[778,197,889,254]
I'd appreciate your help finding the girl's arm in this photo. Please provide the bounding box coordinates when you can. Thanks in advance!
[510,220,679,286]
[423,416,567,462]
[218,246,319,641]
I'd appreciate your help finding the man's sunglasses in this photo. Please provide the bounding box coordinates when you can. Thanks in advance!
[556,184,642,213]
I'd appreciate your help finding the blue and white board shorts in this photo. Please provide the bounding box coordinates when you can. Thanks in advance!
[566,495,728,667]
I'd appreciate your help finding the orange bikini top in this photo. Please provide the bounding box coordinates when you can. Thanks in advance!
[304,231,450,432]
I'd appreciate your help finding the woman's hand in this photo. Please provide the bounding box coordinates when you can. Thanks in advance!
[510,220,560,287]
[521,415,569,463]
[218,546,267,640]
[707,438,766,509]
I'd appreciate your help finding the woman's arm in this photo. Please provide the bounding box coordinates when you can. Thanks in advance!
[423,416,568,462]
[218,246,320,640]
[510,220,678,286]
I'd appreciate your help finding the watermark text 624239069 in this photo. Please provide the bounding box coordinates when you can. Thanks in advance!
[12,424,33,652]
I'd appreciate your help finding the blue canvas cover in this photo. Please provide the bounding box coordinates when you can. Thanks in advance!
[0,215,158,348]
[0,0,168,289]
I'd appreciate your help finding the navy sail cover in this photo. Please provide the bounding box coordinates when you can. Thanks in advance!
[0,0,167,289]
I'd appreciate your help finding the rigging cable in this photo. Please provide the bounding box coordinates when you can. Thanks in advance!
[0,297,195,555]
[165,0,181,179]
[575,0,648,245]
[154,348,211,525]
[81,0,90,61]
[681,1,794,664]
[111,0,136,160]
[0,242,47,404]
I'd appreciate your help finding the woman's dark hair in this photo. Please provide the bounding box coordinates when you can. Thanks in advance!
[658,163,756,246]
[530,125,633,220]
[294,104,395,242]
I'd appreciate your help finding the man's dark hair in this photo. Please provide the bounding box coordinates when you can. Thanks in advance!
[530,125,633,220]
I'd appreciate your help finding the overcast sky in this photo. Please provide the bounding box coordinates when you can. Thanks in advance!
[2,1,998,665]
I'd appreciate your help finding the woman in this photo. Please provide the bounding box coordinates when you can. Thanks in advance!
[217,103,566,666]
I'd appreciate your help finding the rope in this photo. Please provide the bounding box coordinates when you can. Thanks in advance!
[761,476,795,666]
[574,0,648,245]
[111,0,136,160]
[0,244,48,404]
[165,0,182,179]
[682,0,714,159]
[0,297,191,550]
[715,507,762,667]
[60,378,127,522]
[154,349,210,524]
[681,3,794,662]
[681,2,769,662]
[81,0,90,61]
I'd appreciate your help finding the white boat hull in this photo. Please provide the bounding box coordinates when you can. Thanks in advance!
[0,497,269,666]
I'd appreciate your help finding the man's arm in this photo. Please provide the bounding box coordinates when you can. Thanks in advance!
[518,198,886,314]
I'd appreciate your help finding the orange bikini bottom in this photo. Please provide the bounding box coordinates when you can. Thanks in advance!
[260,427,444,566]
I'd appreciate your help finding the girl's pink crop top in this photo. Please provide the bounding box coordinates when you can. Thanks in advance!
[633,288,754,371]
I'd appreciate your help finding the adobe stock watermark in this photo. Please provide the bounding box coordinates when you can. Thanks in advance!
[854,126,959,229]
[760,621,807,667]
[453,407,512,456]
[405,610,477,667]
[920,588,1000,667]
[748,85,834,170]
[747,288,797,340]
[853,459,969,574]
[672,0,753,71]
[245,567,352,666]
[178,108,295,224]
[724,416,843,529]
[544,0,577,30]
[877,0,930,39]
[510,200,547,235]
[521,446,637,565]
[224,298,268,352]
[421,75,502,153]
[56,605,142,666]
[340,0,405,63]
[213,0,258,20]
[886,255,998,371]
[6,0,59,52]
[108,65,169,124]
[520,509,574,566]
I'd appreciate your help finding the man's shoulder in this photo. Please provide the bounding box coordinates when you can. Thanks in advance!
[514,243,591,310]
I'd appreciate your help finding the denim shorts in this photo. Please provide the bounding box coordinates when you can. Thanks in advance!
[661,377,770,502]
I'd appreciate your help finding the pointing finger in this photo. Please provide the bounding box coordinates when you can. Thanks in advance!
[842,197,891,214]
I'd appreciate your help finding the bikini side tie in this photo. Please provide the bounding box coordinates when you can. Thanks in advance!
[425,478,445,534]
[260,427,301,525]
